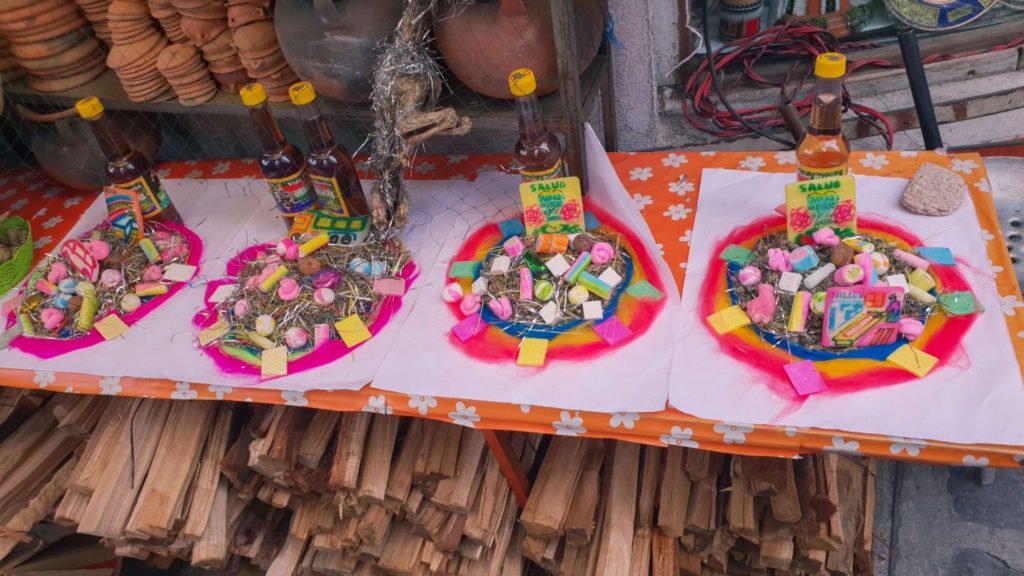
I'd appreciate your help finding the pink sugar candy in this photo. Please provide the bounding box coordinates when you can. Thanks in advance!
[590,242,615,265]
[893,249,930,271]
[234,299,250,317]
[150,230,174,250]
[442,282,464,303]
[503,236,525,258]
[142,265,163,282]
[41,308,64,331]
[47,262,69,284]
[898,318,924,341]
[314,324,331,349]
[161,246,186,262]
[487,296,513,320]
[247,264,278,288]
[277,277,301,301]
[737,266,762,286]
[519,268,534,300]
[745,284,777,324]
[277,239,299,260]
[767,248,792,272]
[812,228,841,247]
[285,326,309,349]
[314,287,335,306]
[88,240,111,261]
[459,293,481,316]
[100,269,123,287]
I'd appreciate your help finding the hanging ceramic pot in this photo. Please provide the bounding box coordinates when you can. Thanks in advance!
[435,0,605,100]
[274,0,404,103]
[17,105,161,191]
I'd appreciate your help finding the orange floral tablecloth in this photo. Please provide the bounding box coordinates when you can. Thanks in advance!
[3,150,1023,468]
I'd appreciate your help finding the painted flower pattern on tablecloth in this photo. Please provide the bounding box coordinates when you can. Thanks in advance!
[554,411,587,436]
[889,436,928,457]
[609,412,639,429]
[739,156,766,171]
[976,179,991,193]
[98,376,122,396]
[774,151,796,165]
[171,382,198,400]
[663,204,693,221]
[669,178,694,196]
[962,455,989,467]
[282,390,308,406]
[629,167,654,181]
[33,370,55,388]
[713,422,754,444]
[449,402,480,428]
[952,158,979,175]
[859,153,889,170]
[632,193,653,211]
[662,153,688,168]
[208,385,233,400]
[824,436,862,454]
[1001,295,1023,316]
[660,426,699,448]
[407,394,437,416]
[363,394,393,415]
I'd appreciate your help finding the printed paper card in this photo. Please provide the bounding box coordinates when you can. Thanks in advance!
[519,176,585,235]
[785,175,856,242]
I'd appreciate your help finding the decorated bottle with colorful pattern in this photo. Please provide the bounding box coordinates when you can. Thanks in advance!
[510,68,564,183]
[76,97,182,224]
[241,83,317,223]
[797,53,851,181]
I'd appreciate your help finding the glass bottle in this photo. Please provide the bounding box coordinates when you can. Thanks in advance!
[797,53,851,181]
[509,68,564,182]
[240,83,317,222]
[288,82,369,218]
[76,97,182,223]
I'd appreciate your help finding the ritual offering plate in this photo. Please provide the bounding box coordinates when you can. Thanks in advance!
[8,220,202,358]
[702,175,983,395]
[193,215,417,380]
[444,203,668,368]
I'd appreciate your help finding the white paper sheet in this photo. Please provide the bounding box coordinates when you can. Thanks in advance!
[670,168,1024,445]
[0,176,469,391]
[371,126,680,413]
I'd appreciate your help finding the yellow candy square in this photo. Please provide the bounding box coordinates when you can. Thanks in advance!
[261,346,288,379]
[707,305,751,335]
[887,344,938,378]
[335,314,372,347]
[908,268,935,292]
[517,338,549,367]
[94,314,130,341]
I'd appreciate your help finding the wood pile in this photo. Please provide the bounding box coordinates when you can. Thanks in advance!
[519,440,875,576]
[0,391,537,576]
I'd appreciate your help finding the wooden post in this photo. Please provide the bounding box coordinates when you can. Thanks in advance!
[550,0,588,191]
[481,429,530,507]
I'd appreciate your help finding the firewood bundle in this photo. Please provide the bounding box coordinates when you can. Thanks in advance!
[0,390,536,576]
[519,440,875,576]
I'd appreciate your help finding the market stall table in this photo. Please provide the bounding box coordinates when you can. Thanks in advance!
[1,148,1021,507]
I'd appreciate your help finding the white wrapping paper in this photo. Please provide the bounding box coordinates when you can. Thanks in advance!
[670,168,1024,445]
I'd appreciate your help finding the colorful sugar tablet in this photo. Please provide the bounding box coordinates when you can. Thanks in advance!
[707,305,751,335]
[578,271,611,299]
[908,268,935,292]
[789,246,819,273]
[564,251,591,283]
[783,360,829,396]
[887,344,938,378]
[803,263,836,290]
[517,337,548,367]
[915,246,955,266]
[893,249,929,271]
[788,291,812,332]
[719,244,755,267]
[777,271,802,294]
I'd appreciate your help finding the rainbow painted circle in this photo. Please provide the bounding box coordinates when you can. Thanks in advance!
[700,215,978,397]
[447,205,668,365]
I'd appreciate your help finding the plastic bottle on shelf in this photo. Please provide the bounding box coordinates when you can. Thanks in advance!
[76,97,182,223]
[288,81,370,218]
[240,82,317,223]
[796,52,851,181]
[509,68,564,183]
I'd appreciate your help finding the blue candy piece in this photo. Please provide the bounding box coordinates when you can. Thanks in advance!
[52,293,71,309]
[915,247,956,266]
[498,217,526,238]
[348,257,372,275]
[584,212,601,231]
[57,278,77,294]
[789,245,820,273]
[369,261,388,277]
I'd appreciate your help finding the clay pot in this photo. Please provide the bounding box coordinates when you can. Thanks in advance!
[179,14,226,45]
[435,0,605,99]
[231,20,276,54]
[273,0,403,103]
[227,3,270,28]
[17,106,161,190]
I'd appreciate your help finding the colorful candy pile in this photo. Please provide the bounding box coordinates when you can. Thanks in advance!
[200,235,411,370]
[17,222,194,340]
[717,229,979,351]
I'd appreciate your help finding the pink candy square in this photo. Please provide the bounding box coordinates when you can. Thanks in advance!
[452,316,488,342]
[783,360,829,396]
[503,236,525,258]
[373,277,407,296]
[593,317,633,346]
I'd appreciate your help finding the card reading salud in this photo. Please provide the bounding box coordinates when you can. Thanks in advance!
[519,176,585,235]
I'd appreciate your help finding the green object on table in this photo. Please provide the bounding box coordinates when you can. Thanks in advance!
[627,280,664,301]
[449,261,480,278]
[719,244,754,267]
[939,291,981,316]
[523,252,547,275]
[0,217,32,297]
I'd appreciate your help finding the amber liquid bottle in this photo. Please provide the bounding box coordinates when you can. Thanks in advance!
[288,82,369,217]
[797,53,851,181]
[509,68,564,182]
[76,97,182,223]
[240,83,317,221]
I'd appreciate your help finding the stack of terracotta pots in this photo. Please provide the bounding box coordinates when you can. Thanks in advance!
[228,0,297,102]
[147,0,187,44]
[173,0,248,93]
[0,0,107,93]
[106,0,173,102]
[0,34,23,81]
[156,43,217,105]
[73,0,114,44]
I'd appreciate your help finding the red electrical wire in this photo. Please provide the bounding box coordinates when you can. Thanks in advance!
[683,22,1024,149]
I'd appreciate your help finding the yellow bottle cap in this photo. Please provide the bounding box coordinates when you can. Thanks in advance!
[815,52,846,79]
[239,83,267,106]
[288,81,317,106]
[75,96,104,119]
[508,68,536,97]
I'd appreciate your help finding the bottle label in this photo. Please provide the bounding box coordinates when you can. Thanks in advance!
[309,174,350,216]
[520,160,564,183]
[265,170,317,216]
[797,163,848,181]
[117,173,171,219]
